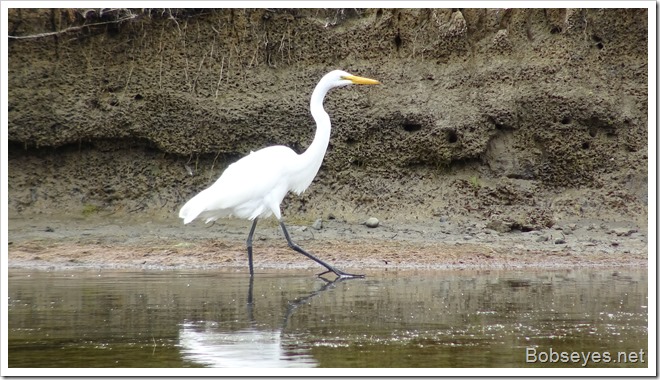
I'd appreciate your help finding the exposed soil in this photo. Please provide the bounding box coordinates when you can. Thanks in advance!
[7,213,646,272]
[7,8,648,270]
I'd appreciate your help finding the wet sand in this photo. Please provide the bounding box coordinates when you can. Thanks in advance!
[8,214,648,272]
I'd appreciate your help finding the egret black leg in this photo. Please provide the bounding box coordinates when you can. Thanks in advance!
[279,221,364,279]
[246,275,254,322]
[246,218,258,276]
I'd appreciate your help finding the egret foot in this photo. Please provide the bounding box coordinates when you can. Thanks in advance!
[279,221,363,279]
[317,269,365,280]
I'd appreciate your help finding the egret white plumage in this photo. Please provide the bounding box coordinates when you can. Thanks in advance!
[179,70,380,278]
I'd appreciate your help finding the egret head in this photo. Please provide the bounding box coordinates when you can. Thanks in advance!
[325,70,381,88]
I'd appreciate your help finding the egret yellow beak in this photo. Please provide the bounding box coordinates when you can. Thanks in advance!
[344,75,381,85]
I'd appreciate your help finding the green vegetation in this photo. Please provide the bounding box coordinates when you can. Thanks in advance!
[82,204,100,216]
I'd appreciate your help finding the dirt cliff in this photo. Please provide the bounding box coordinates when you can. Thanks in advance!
[8,8,648,233]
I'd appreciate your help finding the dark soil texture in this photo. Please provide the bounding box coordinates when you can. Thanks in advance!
[7,8,648,270]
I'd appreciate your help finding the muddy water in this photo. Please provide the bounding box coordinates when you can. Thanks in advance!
[7,268,647,368]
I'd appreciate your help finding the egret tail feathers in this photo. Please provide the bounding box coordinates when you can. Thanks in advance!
[179,188,234,224]
[179,201,201,224]
[179,189,212,224]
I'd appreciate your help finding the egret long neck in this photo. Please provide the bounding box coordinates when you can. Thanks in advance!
[305,85,332,162]
[294,82,332,191]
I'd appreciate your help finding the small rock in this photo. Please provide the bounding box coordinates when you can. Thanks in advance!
[311,218,323,230]
[439,215,449,223]
[463,235,473,241]
[45,227,54,232]
[365,217,380,228]
[554,238,566,244]
[486,219,512,233]
[327,213,336,220]
[536,235,549,242]
[610,228,637,237]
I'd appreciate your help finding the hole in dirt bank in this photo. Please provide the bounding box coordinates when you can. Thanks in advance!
[592,35,604,49]
[487,115,508,130]
[550,26,562,34]
[394,30,402,50]
[588,128,598,138]
[581,141,591,150]
[446,130,458,143]
[510,223,534,232]
[561,116,572,125]
[88,98,101,109]
[402,122,422,132]
[584,116,617,135]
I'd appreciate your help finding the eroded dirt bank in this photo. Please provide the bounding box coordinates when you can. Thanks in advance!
[7,8,648,269]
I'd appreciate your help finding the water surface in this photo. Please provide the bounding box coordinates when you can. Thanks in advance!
[8,268,648,368]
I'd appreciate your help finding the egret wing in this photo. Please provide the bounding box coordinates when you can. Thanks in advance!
[181,146,297,222]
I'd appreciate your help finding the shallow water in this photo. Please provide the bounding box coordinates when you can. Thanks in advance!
[7,268,648,368]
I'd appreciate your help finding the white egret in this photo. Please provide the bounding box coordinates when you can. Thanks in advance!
[179,70,380,278]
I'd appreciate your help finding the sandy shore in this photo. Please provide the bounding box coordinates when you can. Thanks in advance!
[7,214,648,273]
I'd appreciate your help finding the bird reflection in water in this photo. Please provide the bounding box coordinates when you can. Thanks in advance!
[179,277,350,368]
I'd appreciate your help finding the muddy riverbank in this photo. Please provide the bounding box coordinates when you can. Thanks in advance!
[8,213,647,272]
[7,8,649,270]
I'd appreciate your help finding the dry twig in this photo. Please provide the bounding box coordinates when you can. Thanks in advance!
[8,12,139,40]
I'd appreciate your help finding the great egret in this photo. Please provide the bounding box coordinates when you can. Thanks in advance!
[179,70,380,278]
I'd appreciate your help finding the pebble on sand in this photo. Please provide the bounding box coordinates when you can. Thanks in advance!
[365,217,380,228]
[312,218,323,230]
